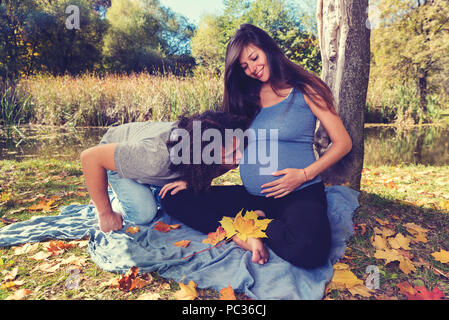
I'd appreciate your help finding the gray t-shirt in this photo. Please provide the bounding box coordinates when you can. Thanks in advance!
[100,121,182,186]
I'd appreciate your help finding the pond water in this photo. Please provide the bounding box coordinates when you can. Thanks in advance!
[1,124,449,166]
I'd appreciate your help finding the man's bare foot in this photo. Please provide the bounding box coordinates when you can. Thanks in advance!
[233,236,269,265]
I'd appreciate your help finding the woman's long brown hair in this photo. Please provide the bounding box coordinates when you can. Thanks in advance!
[222,24,336,121]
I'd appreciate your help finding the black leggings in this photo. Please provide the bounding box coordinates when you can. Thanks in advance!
[161,182,331,269]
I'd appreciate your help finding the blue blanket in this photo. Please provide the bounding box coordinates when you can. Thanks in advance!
[0,186,359,300]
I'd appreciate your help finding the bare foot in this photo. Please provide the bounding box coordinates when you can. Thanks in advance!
[233,236,269,265]
[254,210,266,218]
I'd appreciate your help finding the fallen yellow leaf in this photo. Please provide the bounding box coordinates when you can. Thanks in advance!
[219,285,237,300]
[374,249,416,275]
[174,240,191,248]
[126,226,140,235]
[371,234,388,250]
[5,288,32,300]
[432,249,449,264]
[388,233,411,250]
[174,280,198,300]
[326,263,372,297]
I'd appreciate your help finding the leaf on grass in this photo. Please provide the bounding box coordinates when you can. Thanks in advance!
[202,227,227,246]
[0,191,11,202]
[117,266,152,292]
[12,243,40,256]
[371,234,388,250]
[174,240,191,248]
[5,288,32,300]
[388,233,411,250]
[126,226,140,235]
[44,240,74,256]
[58,255,87,267]
[431,249,449,264]
[1,280,24,290]
[219,285,236,300]
[27,198,58,212]
[154,221,180,233]
[4,267,18,282]
[374,217,390,226]
[374,249,416,275]
[29,251,52,261]
[326,263,373,298]
[373,226,395,238]
[219,210,272,242]
[31,261,61,273]
[404,222,429,243]
[174,280,198,300]
[137,292,161,300]
[398,282,445,300]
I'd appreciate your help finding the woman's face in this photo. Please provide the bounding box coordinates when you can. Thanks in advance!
[238,44,270,83]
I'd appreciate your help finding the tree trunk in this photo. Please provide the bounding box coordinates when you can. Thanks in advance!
[314,0,371,191]
[418,67,428,117]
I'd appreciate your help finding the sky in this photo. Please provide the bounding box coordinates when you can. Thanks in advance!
[159,0,316,25]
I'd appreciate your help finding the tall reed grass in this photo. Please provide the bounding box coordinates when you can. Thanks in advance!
[365,77,447,125]
[11,72,223,127]
[2,71,447,128]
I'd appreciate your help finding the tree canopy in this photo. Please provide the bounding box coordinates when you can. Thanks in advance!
[190,0,321,74]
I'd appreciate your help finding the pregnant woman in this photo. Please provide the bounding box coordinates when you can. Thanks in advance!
[161,24,352,269]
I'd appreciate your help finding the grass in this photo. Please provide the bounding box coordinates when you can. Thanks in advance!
[2,72,448,130]
[1,159,449,300]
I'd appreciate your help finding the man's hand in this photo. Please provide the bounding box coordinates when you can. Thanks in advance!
[159,180,188,198]
[98,211,124,233]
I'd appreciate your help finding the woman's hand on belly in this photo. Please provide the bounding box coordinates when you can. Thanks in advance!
[260,168,307,198]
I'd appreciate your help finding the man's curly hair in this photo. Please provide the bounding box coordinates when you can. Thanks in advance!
[166,111,249,193]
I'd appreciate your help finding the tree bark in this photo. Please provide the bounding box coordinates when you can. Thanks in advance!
[314,0,371,191]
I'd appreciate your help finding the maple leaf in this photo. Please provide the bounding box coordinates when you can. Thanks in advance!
[398,282,445,300]
[154,221,180,233]
[388,233,411,250]
[117,266,152,292]
[174,280,198,300]
[219,285,236,300]
[126,226,140,235]
[371,234,388,250]
[326,263,373,298]
[404,222,429,243]
[202,226,226,246]
[174,240,191,248]
[431,249,449,264]
[219,210,272,242]
[374,249,416,274]
[44,240,74,256]
[27,198,58,212]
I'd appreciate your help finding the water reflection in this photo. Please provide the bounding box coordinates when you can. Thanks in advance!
[1,124,449,166]
[364,124,449,166]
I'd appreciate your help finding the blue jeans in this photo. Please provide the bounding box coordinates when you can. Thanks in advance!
[107,170,162,226]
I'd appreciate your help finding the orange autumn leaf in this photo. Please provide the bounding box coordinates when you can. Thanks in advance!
[397,282,445,300]
[45,241,74,256]
[219,285,236,300]
[117,266,152,292]
[126,226,140,235]
[28,197,59,212]
[154,221,180,233]
[174,240,191,248]
[202,226,226,246]
[174,280,198,300]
